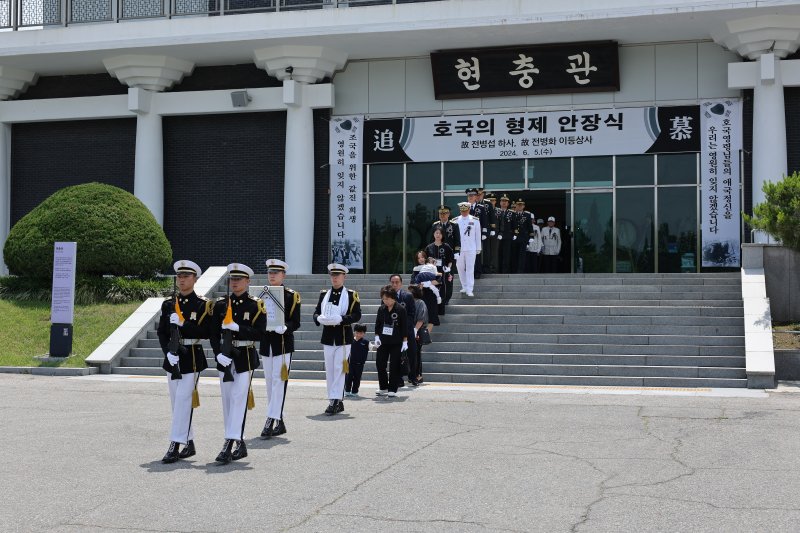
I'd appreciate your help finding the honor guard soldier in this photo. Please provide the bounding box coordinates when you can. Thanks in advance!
[512,199,535,273]
[313,263,362,415]
[157,260,211,464]
[467,188,488,279]
[454,201,482,297]
[541,216,563,273]
[431,205,460,304]
[484,192,499,273]
[496,194,517,273]
[209,263,265,464]
[259,259,301,439]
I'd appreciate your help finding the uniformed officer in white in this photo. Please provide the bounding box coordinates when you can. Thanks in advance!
[313,263,362,415]
[259,259,301,439]
[454,201,482,297]
[541,216,563,273]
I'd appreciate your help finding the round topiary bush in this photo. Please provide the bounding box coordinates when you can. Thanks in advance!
[4,183,172,278]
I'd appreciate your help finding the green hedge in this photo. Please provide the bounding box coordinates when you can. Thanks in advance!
[4,183,172,278]
[744,171,800,252]
[0,275,172,305]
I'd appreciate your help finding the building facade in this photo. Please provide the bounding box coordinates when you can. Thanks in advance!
[0,0,799,275]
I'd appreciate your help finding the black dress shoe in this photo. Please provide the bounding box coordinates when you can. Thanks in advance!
[231,440,247,461]
[261,418,275,439]
[334,400,345,414]
[162,441,180,464]
[324,400,336,415]
[272,420,287,436]
[215,439,233,464]
[178,440,196,459]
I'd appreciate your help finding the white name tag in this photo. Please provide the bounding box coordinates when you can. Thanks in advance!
[382,326,394,336]
[435,259,442,266]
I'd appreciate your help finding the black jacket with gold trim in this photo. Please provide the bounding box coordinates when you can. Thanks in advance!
[313,287,362,346]
[260,286,302,356]
[156,291,212,374]
[209,292,264,373]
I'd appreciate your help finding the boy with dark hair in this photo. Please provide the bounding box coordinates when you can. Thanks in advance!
[345,323,369,397]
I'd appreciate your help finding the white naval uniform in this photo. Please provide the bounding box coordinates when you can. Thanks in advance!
[455,214,482,293]
[168,372,197,444]
[324,344,350,401]
[261,347,292,421]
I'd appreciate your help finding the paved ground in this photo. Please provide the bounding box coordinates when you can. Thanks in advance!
[2,374,800,532]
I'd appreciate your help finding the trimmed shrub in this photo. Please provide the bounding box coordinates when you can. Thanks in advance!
[744,172,800,252]
[4,183,172,278]
[0,275,172,304]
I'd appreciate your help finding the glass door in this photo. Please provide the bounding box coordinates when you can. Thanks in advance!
[573,190,613,273]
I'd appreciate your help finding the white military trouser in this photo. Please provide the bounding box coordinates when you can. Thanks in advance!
[167,372,196,444]
[219,362,253,440]
[456,250,477,293]
[323,344,350,400]
[261,349,292,421]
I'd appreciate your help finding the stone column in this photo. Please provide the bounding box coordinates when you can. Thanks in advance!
[254,46,347,274]
[714,15,800,243]
[0,66,37,274]
[104,55,194,226]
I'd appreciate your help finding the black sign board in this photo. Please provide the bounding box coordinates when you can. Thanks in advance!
[430,41,619,100]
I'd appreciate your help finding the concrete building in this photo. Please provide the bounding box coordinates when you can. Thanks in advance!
[1,0,799,275]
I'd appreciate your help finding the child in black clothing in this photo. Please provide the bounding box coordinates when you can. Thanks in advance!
[345,323,369,397]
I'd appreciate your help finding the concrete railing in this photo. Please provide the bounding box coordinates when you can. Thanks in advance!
[741,244,776,388]
[85,266,227,373]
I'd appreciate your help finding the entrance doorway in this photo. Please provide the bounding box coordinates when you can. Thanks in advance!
[506,189,570,273]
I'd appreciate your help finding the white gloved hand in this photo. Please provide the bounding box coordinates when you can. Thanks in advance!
[328,315,343,326]
[529,238,535,245]
[454,253,460,259]
[273,325,288,334]
[513,235,518,241]
[169,313,184,327]
[497,235,503,240]
[316,316,330,326]
[166,352,179,366]
[374,336,382,348]
[490,231,496,237]
[221,321,239,332]
[217,354,232,367]
[481,235,487,240]
[443,266,451,273]
[401,341,409,352]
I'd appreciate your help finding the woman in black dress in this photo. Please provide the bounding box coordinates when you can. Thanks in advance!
[424,228,455,315]
[373,285,408,397]
[411,250,441,327]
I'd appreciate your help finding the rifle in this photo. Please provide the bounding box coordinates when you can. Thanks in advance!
[168,276,183,381]
[220,276,236,383]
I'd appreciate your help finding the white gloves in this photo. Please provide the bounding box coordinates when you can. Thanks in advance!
[328,315,343,326]
[443,266,451,273]
[497,235,503,240]
[273,325,288,334]
[374,336,382,348]
[401,341,409,352]
[490,231,496,237]
[166,352,179,365]
[221,321,239,332]
[217,354,232,367]
[513,235,518,241]
[481,235,487,240]
[454,253,460,259]
[169,313,184,327]
[529,238,535,245]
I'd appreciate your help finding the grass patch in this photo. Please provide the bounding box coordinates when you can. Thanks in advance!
[0,299,141,367]
[774,323,800,350]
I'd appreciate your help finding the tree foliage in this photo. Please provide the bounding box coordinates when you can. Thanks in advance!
[745,172,800,252]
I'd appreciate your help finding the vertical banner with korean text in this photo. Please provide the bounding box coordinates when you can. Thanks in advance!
[329,116,364,269]
[700,99,742,267]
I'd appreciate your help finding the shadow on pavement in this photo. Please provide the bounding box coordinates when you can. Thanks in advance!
[245,437,291,450]
[305,413,353,421]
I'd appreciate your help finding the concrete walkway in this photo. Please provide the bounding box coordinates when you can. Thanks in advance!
[2,374,800,532]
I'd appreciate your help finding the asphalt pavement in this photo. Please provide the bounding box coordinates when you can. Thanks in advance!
[2,374,800,532]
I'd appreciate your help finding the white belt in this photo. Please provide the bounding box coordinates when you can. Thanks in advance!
[232,341,255,348]
[180,339,202,345]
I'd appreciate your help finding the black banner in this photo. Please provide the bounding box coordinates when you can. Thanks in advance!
[430,41,619,100]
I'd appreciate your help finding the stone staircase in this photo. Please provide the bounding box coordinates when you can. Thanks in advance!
[115,272,747,388]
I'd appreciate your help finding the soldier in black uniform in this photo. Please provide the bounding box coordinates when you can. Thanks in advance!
[496,195,517,274]
[484,191,499,273]
[468,188,488,279]
[209,263,265,464]
[431,205,459,304]
[313,263,362,416]
[157,260,212,464]
[259,259,301,439]
[512,199,535,273]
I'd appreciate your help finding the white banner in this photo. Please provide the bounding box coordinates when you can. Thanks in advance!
[51,241,77,324]
[330,116,364,269]
[700,100,742,267]
[364,105,702,163]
